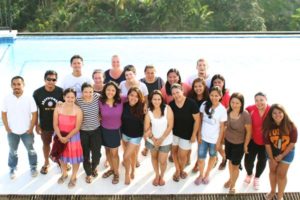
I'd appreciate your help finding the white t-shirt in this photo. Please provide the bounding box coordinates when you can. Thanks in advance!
[2,94,37,135]
[119,81,149,97]
[200,102,227,143]
[147,107,173,146]
[60,74,91,98]
[186,74,212,88]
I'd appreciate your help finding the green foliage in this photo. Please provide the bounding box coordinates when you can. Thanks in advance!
[2,0,300,32]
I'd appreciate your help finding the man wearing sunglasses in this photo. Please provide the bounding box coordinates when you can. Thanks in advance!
[33,70,63,175]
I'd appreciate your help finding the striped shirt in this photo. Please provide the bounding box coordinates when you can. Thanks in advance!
[77,93,101,131]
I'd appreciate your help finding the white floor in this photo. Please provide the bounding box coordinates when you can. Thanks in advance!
[0,126,298,195]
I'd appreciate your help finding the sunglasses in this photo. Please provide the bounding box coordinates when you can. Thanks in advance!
[46,78,57,82]
[208,108,215,119]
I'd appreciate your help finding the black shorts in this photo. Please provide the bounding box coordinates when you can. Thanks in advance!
[225,139,244,166]
[101,126,121,148]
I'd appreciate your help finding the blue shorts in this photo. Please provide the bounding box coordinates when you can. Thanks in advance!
[122,134,142,145]
[281,149,295,164]
[198,140,217,159]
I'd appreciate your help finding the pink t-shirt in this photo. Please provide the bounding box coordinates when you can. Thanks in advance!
[160,82,191,104]
[246,104,270,145]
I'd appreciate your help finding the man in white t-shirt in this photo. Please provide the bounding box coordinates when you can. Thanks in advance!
[60,55,91,98]
[186,58,212,88]
[2,76,38,179]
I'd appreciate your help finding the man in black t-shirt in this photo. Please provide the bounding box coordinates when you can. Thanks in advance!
[33,70,63,175]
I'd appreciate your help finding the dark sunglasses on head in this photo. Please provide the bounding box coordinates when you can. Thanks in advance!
[46,78,57,82]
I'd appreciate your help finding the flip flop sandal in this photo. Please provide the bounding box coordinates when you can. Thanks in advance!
[194,177,203,185]
[229,188,236,194]
[92,169,98,178]
[40,165,49,175]
[172,174,180,182]
[68,178,77,188]
[180,171,188,179]
[85,176,92,184]
[102,170,114,178]
[57,175,68,184]
[265,193,276,200]
[112,174,119,184]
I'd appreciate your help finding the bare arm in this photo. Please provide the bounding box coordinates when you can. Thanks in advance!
[1,112,12,133]
[143,112,152,139]
[198,113,203,143]
[190,112,200,143]
[27,111,37,134]
[244,124,252,154]
[216,122,225,151]
[275,143,295,162]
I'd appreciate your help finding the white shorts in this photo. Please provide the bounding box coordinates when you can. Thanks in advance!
[172,135,192,150]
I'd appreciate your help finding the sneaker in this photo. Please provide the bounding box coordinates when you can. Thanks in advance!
[31,168,38,177]
[244,174,252,184]
[253,177,259,190]
[10,169,16,179]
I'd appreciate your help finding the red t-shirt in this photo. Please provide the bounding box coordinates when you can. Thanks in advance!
[221,90,230,109]
[246,104,270,145]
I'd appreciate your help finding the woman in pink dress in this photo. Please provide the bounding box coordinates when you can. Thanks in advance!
[53,88,83,188]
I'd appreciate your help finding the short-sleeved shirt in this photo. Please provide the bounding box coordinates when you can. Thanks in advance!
[99,100,123,130]
[161,82,191,104]
[170,97,199,140]
[225,110,251,144]
[200,102,227,144]
[246,105,270,145]
[221,90,230,109]
[60,74,91,98]
[33,86,64,131]
[264,126,298,156]
[77,93,100,131]
[140,77,164,95]
[119,81,149,97]
[186,74,212,88]
[104,70,125,85]
[121,102,144,138]
[2,93,37,135]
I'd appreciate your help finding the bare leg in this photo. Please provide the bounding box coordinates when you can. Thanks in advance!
[276,162,290,200]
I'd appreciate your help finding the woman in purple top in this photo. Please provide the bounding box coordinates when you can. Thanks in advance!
[99,81,123,184]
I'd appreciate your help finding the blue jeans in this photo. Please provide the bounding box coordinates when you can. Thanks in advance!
[7,132,37,170]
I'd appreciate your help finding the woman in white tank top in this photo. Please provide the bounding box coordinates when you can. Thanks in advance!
[144,90,174,186]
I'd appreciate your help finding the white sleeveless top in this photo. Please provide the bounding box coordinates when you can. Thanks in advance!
[147,107,173,146]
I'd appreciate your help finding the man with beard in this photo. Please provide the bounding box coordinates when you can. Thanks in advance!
[2,76,38,179]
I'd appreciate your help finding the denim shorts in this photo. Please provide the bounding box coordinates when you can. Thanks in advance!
[280,148,295,164]
[198,140,217,159]
[145,140,171,153]
[122,134,142,145]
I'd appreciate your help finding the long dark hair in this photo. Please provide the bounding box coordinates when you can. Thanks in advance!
[148,90,166,116]
[204,86,223,116]
[101,81,121,106]
[127,87,145,120]
[189,77,209,102]
[227,92,244,114]
[211,74,227,96]
[263,103,295,136]
[165,68,181,96]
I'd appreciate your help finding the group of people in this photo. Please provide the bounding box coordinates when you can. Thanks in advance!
[1,55,297,200]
